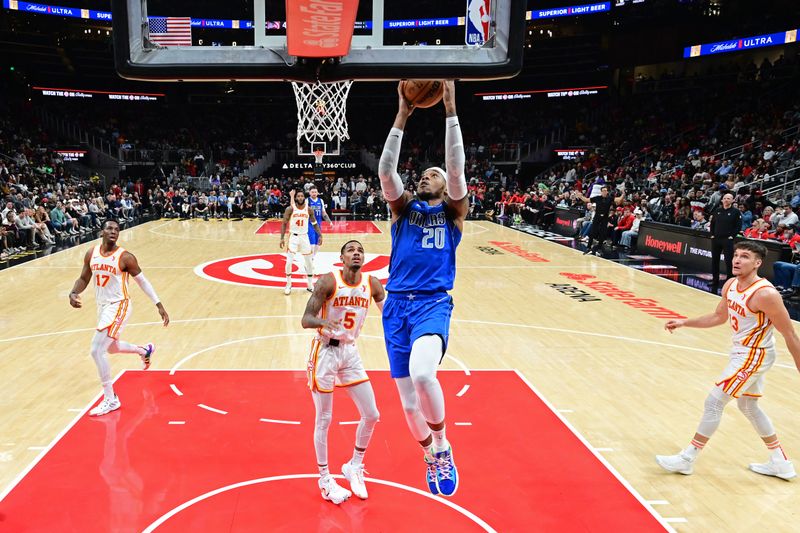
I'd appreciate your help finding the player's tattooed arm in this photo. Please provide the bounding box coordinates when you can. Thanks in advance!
[301,273,339,332]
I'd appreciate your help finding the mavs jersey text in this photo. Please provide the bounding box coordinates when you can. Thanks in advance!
[387,200,461,293]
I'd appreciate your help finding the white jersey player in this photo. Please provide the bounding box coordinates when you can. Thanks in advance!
[280,189,321,295]
[657,241,800,480]
[301,239,386,504]
[69,220,170,416]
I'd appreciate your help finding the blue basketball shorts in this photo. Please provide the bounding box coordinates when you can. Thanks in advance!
[382,291,453,378]
[308,227,321,246]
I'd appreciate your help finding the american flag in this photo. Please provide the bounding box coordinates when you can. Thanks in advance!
[148,17,192,47]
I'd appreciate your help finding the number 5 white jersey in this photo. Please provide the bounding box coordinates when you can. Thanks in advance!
[726,277,775,352]
[90,245,129,306]
[318,270,373,344]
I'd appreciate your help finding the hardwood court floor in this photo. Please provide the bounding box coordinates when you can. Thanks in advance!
[1,218,799,532]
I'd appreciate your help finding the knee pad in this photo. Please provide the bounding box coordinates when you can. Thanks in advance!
[364,407,380,425]
[315,408,332,431]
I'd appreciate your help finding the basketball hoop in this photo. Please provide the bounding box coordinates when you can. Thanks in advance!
[292,80,353,157]
[313,149,325,165]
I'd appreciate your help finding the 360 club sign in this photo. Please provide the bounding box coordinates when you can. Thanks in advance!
[195,252,390,289]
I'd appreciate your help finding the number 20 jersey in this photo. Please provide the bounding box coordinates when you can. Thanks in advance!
[386,199,462,293]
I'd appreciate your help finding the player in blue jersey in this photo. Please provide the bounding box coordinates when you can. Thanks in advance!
[307,186,332,270]
[377,80,468,497]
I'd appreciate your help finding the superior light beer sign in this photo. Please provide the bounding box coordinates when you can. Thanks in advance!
[684,29,797,58]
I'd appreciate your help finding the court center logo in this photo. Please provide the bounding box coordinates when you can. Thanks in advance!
[195,252,390,289]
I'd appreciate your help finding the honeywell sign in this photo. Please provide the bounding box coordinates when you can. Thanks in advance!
[637,222,790,280]
[642,234,684,254]
[286,0,359,58]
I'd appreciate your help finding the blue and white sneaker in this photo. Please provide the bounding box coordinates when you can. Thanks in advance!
[434,447,459,496]
[424,455,440,495]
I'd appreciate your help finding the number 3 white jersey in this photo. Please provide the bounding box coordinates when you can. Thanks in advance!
[318,270,373,344]
[289,204,310,235]
[726,277,775,352]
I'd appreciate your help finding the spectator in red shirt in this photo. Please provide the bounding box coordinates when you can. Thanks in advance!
[780,227,800,249]
[612,206,634,245]
[508,190,525,215]
[743,219,769,239]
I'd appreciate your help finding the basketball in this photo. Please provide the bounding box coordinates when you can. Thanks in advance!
[400,80,444,109]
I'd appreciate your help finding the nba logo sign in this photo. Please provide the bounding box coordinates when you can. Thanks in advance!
[465,0,491,45]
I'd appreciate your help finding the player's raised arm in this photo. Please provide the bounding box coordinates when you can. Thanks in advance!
[121,251,169,327]
[378,84,414,219]
[69,248,94,308]
[442,81,468,225]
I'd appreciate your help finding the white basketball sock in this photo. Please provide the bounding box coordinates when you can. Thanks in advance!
[351,449,366,466]
[431,426,449,453]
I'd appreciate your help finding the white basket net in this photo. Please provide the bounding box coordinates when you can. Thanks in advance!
[291,80,353,156]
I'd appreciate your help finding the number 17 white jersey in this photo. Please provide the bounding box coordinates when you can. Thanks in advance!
[90,245,129,306]
[318,270,373,344]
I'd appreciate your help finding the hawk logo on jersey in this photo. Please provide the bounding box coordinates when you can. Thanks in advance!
[737,370,750,381]
[195,252,390,289]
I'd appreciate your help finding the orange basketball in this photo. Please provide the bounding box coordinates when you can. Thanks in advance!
[400,80,444,109]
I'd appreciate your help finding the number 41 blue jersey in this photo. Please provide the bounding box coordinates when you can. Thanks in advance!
[387,199,462,293]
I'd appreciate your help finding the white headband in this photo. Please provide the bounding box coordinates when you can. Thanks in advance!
[424,167,446,180]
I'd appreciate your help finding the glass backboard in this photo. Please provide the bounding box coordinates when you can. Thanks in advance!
[112,0,526,82]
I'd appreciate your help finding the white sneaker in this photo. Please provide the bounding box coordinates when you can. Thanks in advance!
[89,396,121,417]
[656,452,694,475]
[318,475,351,504]
[342,462,368,499]
[284,283,291,296]
[749,458,797,480]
